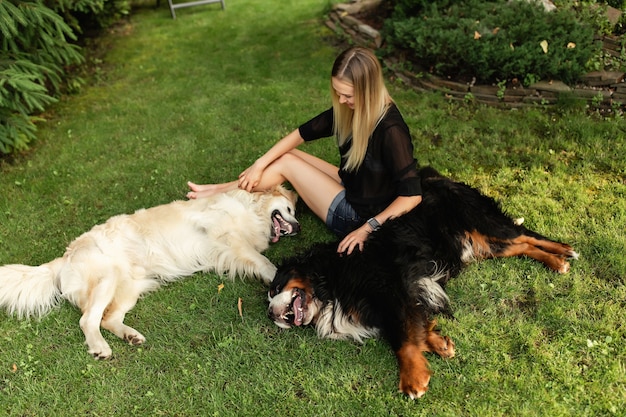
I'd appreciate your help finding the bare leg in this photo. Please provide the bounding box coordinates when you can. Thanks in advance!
[188,149,344,222]
[242,150,344,221]
[187,180,239,199]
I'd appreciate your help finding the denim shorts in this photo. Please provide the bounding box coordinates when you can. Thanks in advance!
[326,190,362,237]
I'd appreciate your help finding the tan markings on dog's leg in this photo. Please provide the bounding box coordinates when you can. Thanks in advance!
[463,231,492,260]
[424,320,455,358]
[494,240,570,273]
[516,235,577,258]
[396,343,431,399]
[100,297,146,346]
[466,231,572,273]
[78,277,118,360]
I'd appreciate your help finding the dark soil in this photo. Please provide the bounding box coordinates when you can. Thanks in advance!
[352,1,394,30]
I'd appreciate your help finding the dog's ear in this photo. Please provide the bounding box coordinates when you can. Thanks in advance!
[275,185,298,204]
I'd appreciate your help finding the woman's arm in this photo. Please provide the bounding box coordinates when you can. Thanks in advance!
[337,194,422,255]
[238,129,305,191]
[369,194,423,226]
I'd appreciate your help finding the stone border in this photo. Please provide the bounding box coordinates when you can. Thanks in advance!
[326,2,626,109]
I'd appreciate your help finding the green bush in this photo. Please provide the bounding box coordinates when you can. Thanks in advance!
[384,0,599,85]
[0,0,131,155]
[389,0,458,20]
[53,0,132,33]
[0,0,84,154]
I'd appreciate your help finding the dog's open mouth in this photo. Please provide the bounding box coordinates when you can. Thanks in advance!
[271,210,299,243]
[281,288,306,326]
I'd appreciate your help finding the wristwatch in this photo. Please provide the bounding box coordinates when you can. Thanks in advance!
[367,217,381,231]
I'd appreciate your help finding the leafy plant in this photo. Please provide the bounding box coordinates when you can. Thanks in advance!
[0,0,133,155]
[384,0,599,85]
[57,0,132,32]
[0,0,84,154]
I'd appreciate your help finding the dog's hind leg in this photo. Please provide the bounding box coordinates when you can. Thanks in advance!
[464,231,577,273]
[100,292,146,347]
[78,276,118,360]
[492,235,576,274]
[517,234,578,259]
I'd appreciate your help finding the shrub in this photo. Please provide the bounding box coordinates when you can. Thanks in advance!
[0,0,131,155]
[53,0,132,33]
[0,0,85,154]
[384,0,599,85]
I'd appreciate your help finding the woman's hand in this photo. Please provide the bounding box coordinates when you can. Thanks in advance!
[238,161,264,192]
[337,224,371,255]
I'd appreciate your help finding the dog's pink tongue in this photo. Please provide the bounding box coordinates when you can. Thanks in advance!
[272,218,280,242]
[293,296,303,326]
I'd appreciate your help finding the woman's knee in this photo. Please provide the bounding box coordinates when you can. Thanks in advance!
[275,151,305,169]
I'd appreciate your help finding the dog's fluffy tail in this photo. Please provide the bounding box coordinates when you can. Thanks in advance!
[0,258,64,318]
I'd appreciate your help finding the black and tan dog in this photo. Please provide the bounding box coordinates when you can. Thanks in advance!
[268,167,577,399]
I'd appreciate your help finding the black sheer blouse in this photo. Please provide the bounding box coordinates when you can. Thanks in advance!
[298,104,421,219]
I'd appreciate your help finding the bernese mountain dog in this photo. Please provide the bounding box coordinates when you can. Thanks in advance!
[267,167,578,399]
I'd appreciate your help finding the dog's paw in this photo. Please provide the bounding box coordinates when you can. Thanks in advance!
[259,265,278,285]
[88,344,112,360]
[124,332,146,346]
[399,372,430,399]
[558,261,570,274]
[430,335,456,358]
[397,344,431,399]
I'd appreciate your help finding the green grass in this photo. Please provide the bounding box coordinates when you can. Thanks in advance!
[1,0,625,415]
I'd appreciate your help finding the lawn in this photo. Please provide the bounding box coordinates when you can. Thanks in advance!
[0,0,625,415]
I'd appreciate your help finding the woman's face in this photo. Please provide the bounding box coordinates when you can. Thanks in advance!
[332,77,355,110]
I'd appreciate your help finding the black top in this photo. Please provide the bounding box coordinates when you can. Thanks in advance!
[298,104,421,219]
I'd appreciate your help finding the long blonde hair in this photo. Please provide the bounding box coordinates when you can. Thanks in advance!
[331,47,392,172]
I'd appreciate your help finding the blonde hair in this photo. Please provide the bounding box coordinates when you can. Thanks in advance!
[331,47,392,172]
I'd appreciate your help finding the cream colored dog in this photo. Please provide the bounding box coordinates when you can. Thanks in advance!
[0,186,299,359]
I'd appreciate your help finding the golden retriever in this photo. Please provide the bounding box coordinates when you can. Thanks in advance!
[0,186,299,359]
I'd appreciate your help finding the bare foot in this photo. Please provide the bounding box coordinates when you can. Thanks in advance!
[186,181,237,199]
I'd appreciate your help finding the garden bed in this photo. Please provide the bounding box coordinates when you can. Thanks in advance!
[326,0,626,110]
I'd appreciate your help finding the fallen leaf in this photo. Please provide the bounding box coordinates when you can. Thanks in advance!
[474,31,481,40]
[567,42,576,49]
[11,364,17,373]
[237,297,243,318]
[217,283,224,294]
[492,27,500,35]
[540,40,548,54]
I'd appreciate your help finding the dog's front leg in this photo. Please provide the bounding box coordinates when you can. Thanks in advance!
[396,342,431,399]
[424,319,455,358]
[230,251,277,285]
[383,308,433,399]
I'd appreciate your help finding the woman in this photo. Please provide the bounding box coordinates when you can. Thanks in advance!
[187,47,422,255]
